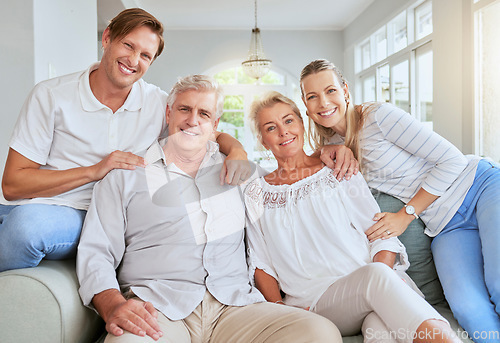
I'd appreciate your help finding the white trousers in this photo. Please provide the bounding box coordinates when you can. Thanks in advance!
[311,263,446,343]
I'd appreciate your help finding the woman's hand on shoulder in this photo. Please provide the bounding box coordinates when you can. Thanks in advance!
[365,211,414,242]
[319,145,359,181]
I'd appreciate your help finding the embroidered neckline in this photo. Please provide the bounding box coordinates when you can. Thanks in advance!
[245,167,340,209]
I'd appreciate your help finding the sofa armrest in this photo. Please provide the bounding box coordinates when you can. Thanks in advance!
[0,259,103,343]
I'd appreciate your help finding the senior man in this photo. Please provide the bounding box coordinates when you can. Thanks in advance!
[76,75,341,342]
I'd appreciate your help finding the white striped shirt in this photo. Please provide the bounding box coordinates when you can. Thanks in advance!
[327,103,480,236]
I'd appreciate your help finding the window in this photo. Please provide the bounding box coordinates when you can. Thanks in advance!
[415,1,433,40]
[373,27,387,63]
[219,95,244,140]
[355,0,432,121]
[211,66,305,170]
[393,60,410,113]
[361,40,371,70]
[415,42,433,124]
[388,11,408,54]
[378,64,390,103]
[474,0,500,161]
[362,75,376,102]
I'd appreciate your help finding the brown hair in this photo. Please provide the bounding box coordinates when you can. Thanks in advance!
[107,8,164,59]
[300,59,375,161]
[249,91,304,146]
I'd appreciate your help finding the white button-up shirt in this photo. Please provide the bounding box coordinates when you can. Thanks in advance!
[77,140,265,320]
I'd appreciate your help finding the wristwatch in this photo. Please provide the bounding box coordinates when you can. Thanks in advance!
[404,204,419,219]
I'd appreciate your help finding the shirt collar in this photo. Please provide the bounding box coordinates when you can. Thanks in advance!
[79,62,144,113]
[144,139,167,166]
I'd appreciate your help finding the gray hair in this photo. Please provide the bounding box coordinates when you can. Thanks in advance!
[248,91,303,145]
[166,74,224,119]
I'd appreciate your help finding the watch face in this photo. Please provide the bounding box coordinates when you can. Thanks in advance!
[406,205,415,215]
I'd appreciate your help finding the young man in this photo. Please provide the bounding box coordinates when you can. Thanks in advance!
[0,9,248,272]
[77,75,341,342]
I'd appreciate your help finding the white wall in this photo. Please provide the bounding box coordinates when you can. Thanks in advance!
[0,1,35,171]
[432,0,465,150]
[33,0,98,83]
[0,0,97,173]
[143,29,344,93]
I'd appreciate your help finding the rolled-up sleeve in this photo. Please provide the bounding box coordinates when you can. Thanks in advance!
[76,171,128,308]
[244,216,279,283]
[244,186,279,283]
[339,173,410,271]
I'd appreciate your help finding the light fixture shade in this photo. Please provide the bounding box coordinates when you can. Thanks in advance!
[242,1,272,80]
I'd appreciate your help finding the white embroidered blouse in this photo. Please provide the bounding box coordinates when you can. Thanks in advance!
[244,167,410,309]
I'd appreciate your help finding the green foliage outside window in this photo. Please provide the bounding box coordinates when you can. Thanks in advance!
[221,111,244,128]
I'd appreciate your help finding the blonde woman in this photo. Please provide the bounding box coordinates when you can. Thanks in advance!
[300,59,500,341]
[244,91,461,343]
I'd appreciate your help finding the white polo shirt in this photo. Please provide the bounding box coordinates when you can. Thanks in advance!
[1,62,167,210]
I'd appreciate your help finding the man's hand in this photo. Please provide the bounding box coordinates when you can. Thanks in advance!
[220,150,252,186]
[88,150,146,181]
[1,148,146,200]
[93,289,163,341]
[319,145,359,181]
[366,211,413,242]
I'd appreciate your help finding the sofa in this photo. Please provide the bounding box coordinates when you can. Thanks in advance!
[341,191,473,343]
[0,192,473,343]
[0,259,103,343]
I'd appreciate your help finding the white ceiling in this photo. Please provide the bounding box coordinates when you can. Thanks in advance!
[98,0,375,32]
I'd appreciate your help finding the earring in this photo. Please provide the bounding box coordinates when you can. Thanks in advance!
[264,150,272,161]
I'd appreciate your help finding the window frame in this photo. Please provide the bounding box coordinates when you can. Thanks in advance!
[473,0,500,160]
[354,0,433,121]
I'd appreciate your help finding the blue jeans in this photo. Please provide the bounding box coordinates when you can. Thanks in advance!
[432,159,500,343]
[0,203,86,272]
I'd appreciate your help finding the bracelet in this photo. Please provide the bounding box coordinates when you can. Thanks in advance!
[274,300,284,304]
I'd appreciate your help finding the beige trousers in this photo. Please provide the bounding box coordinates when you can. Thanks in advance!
[104,291,341,343]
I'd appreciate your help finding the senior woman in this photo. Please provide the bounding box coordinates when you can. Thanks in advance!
[244,91,460,343]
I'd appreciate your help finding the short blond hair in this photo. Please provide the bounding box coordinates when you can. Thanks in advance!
[248,91,303,145]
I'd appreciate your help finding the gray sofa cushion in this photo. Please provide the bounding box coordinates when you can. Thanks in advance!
[370,189,446,306]
[0,259,103,343]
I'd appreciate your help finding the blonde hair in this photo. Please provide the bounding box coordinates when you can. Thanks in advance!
[249,91,303,146]
[300,59,375,161]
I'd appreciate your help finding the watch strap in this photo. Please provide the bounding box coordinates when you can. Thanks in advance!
[404,204,419,219]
